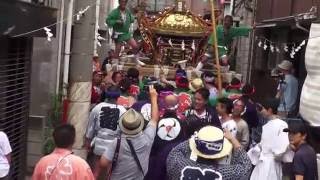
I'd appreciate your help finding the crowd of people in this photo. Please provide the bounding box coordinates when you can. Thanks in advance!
[0,0,317,180]
[29,58,318,180]
[27,0,318,179]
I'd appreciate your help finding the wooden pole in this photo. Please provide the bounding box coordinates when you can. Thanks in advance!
[209,0,222,94]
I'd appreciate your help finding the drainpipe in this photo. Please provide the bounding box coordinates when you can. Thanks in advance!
[56,0,65,94]
[61,0,74,123]
[63,0,74,98]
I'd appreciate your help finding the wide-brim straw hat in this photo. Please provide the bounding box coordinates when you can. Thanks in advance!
[189,126,232,159]
[189,78,204,92]
[119,109,145,136]
[278,60,293,71]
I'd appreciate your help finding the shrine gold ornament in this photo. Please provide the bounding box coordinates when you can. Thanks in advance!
[137,0,221,65]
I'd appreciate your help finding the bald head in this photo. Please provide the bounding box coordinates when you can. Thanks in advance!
[165,95,178,109]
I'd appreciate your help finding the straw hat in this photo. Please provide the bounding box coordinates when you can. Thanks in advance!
[278,60,293,71]
[119,109,145,136]
[189,126,232,159]
[189,78,204,92]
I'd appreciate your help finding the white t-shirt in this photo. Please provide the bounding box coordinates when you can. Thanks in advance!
[0,132,12,177]
[222,119,238,137]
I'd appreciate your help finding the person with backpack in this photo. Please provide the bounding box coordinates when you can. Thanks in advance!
[100,85,159,180]
[85,85,127,177]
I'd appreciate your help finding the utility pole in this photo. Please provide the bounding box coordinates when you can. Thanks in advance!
[67,0,95,158]
[63,0,74,97]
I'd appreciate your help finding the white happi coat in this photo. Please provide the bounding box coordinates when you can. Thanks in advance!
[249,119,289,180]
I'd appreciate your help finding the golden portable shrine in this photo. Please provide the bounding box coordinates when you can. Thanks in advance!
[137,0,221,67]
[119,0,235,90]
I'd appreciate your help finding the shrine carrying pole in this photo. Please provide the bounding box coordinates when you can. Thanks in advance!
[209,0,222,94]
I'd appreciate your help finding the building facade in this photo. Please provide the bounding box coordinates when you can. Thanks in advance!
[0,0,57,178]
[252,0,319,102]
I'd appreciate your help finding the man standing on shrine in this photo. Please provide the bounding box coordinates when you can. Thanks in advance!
[106,0,144,66]
[208,15,252,70]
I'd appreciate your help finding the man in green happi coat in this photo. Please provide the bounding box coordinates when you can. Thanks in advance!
[208,15,252,69]
[106,0,144,65]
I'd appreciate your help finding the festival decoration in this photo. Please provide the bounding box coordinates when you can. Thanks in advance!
[181,40,185,51]
[96,26,106,47]
[76,6,90,21]
[256,36,308,58]
[11,2,97,41]
[3,26,15,35]
[191,40,196,51]
[43,27,53,42]
[168,38,173,47]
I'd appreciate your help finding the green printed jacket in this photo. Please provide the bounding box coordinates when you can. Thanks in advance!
[208,25,251,57]
[106,7,135,42]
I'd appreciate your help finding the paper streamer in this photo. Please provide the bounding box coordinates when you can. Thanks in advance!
[43,27,53,42]
[191,40,196,50]
[168,39,173,47]
[181,40,185,51]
